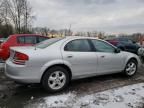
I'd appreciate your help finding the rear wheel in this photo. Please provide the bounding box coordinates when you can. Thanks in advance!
[124,59,137,77]
[42,66,70,92]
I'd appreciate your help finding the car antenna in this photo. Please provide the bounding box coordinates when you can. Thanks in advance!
[34,45,37,50]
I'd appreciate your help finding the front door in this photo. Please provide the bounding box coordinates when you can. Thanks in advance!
[90,39,125,73]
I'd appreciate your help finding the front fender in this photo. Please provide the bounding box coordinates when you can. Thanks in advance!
[123,52,141,68]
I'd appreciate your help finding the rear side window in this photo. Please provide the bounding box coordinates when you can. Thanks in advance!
[17,36,37,44]
[64,39,91,52]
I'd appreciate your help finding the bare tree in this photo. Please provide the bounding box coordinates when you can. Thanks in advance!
[98,32,105,39]
[4,0,22,33]
[40,27,50,36]
[0,0,4,23]
[32,27,50,36]
[0,0,14,37]
[59,29,64,37]
[87,32,91,37]
[22,0,34,33]
[2,0,34,33]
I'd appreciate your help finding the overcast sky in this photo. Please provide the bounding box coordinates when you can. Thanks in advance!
[29,0,144,34]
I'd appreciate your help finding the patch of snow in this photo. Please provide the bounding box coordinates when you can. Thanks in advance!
[26,83,144,108]
[43,92,77,108]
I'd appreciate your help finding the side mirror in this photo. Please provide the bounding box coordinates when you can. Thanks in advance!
[115,48,121,53]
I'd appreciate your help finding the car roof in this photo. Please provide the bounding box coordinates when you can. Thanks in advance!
[107,37,129,40]
[10,34,48,37]
[64,36,102,40]
[60,36,116,48]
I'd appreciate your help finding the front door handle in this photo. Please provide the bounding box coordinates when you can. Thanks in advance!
[101,55,105,58]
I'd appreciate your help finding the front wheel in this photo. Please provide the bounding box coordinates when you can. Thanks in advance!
[124,59,137,77]
[41,66,70,92]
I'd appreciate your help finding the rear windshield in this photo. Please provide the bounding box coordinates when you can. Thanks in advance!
[36,37,63,49]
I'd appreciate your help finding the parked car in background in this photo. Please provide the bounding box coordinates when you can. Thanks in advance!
[106,37,140,54]
[0,34,49,60]
[5,36,141,92]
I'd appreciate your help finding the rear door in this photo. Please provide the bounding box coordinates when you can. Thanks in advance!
[62,39,98,77]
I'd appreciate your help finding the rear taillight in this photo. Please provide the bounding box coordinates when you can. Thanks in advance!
[13,52,29,65]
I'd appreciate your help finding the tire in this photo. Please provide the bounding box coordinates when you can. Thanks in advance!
[124,59,137,77]
[41,66,70,92]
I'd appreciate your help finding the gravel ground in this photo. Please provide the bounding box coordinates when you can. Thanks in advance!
[0,63,144,108]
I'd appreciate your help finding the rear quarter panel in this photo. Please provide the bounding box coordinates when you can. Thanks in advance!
[26,40,66,80]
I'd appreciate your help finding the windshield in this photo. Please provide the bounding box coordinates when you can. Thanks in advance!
[36,37,64,49]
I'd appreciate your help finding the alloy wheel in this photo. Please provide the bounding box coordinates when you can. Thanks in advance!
[48,71,66,90]
[125,61,137,76]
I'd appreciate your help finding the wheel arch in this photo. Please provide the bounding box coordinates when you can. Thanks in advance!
[128,57,138,64]
[123,55,139,71]
[123,57,138,76]
[40,63,72,83]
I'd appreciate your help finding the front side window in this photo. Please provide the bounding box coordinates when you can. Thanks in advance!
[91,40,115,53]
[64,39,91,52]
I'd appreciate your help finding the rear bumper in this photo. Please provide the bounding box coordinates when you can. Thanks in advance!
[5,59,41,83]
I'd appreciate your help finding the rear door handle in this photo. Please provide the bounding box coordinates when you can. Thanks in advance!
[101,55,105,58]
[67,55,73,58]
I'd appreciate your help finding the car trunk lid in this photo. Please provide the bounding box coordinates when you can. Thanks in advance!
[9,46,36,64]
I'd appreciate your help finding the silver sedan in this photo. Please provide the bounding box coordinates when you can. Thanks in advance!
[5,36,141,92]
